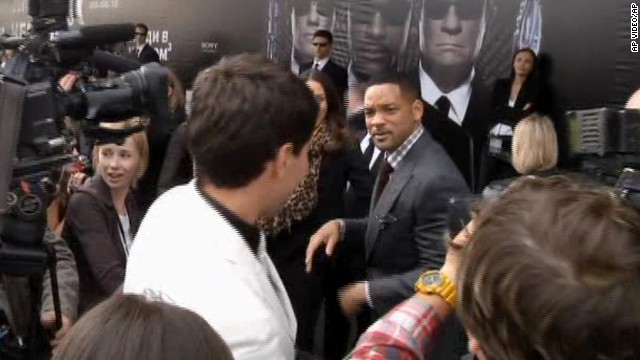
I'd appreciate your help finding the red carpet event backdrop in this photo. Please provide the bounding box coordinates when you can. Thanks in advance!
[1,0,638,108]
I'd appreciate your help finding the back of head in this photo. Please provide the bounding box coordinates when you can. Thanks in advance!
[511,114,558,174]
[188,53,318,188]
[366,72,420,102]
[459,176,640,359]
[53,294,234,360]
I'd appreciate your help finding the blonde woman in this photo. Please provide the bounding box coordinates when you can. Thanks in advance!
[483,114,559,199]
[64,118,149,315]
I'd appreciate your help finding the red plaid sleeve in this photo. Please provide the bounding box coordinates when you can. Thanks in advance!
[351,296,443,360]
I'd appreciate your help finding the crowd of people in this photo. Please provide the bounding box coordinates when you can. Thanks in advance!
[1,20,640,360]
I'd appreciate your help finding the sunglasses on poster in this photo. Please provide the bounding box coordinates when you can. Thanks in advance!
[424,0,485,20]
[349,1,411,26]
[293,0,333,18]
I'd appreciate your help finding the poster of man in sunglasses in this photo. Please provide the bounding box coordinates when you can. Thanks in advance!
[289,0,337,74]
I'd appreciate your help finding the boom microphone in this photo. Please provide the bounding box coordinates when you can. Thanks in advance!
[51,23,136,48]
[0,36,25,50]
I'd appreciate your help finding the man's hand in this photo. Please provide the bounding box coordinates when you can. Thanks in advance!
[338,282,367,318]
[440,219,476,284]
[305,219,342,273]
[41,312,73,350]
[58,73,79,93]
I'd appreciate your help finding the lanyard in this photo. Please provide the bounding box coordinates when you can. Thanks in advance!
[116,213,130,258]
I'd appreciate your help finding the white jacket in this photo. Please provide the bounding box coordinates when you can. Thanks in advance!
[123,181,297,360]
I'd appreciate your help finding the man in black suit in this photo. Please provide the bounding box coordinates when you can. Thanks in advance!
[306,72,468,320]
[418,0,494,193]
[134,23,160,64]
[299,30,347,96]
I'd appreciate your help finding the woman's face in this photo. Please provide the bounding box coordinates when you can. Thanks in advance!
[96,136,141,191]
[513,51,535,78]
[307,80,328,124]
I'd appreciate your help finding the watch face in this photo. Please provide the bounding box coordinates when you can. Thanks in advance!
[423,272,443,286]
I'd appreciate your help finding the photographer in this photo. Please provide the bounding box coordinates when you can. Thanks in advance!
[0,226,79,356]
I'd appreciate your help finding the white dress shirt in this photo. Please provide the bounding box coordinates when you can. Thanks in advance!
[420,62,474,126]
[313,57,330,71]
[360,133,382,170]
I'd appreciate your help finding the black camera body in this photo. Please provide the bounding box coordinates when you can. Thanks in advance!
[0,0,170,357]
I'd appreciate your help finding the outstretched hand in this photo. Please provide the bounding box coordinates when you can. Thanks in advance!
[305,219,342,273]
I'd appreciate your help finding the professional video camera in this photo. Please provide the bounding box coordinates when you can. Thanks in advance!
[0,0,170,358]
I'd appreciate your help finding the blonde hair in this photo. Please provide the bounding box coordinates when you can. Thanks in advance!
[511,114,558,174]
[92,117,150,187]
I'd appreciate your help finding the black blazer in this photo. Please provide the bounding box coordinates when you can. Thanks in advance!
[157,122,192,195]
[422,77,491,193]
[64,174,143,314]
[300,59,348,96]
[138,44,160,64]
[491,77,540,127]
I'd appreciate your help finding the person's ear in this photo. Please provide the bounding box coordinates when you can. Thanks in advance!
[271,143,295,178]
[412,99,424,122]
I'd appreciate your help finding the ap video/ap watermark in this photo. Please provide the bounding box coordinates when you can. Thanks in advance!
[632,3,639,52]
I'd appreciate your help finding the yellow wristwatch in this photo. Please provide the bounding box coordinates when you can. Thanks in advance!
[414,270,456,310]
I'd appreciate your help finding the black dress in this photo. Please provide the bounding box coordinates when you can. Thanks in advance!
[480,77,541,186]
[267,142,374,354]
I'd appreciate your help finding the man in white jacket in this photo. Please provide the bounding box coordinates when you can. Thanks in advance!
[124,54,318,359]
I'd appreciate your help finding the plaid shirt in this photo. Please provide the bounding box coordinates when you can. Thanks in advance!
[350,295,442,360]
[386,126,424,169]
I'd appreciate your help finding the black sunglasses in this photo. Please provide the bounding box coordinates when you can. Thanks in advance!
[294,0,333,18]
[312,42,329,47]
[349,1,411,26]
[424,0,485,20]
[135,32,147,36]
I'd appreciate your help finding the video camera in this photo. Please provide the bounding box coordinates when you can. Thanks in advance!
[0,0,170,357]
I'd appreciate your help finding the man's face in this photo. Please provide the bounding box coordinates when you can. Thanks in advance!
[312,36,332,59]
[293,1,333,61]
[364,83,423,152]
[135,26,148,46]
[348,0,409,77]
[420,0,485,71]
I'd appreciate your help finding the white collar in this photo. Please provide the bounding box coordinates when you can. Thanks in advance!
[313,57,330,71]
[137,43,146,52]
[419,62,474,126]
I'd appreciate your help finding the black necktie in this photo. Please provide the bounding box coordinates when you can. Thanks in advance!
[314,62,320,71]
[435,95,451,117]
[375,157,394,204]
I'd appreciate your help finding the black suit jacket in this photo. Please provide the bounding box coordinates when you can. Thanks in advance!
[344,131,469,317]
[422,77,491,193]
[300,59,348,96]
[491,77,540,127]
[138,44,160,64]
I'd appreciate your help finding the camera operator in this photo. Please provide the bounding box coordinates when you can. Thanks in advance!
[0,226,79,355]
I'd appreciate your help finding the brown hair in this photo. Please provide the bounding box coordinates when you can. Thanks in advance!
[300,70,354,152]
[188,53,317,188]
[167,68,186,115]
[53,294,234,360]
[511,113,558,174]
[458,175,640,359]
[92,117,150,187]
